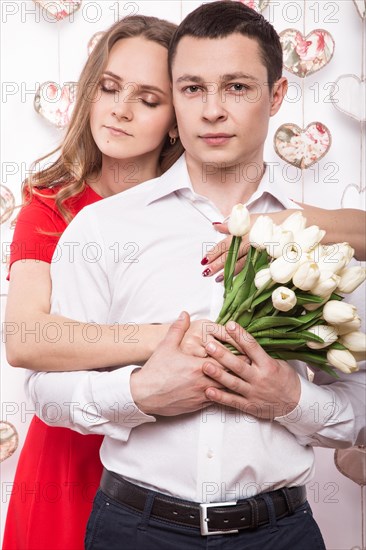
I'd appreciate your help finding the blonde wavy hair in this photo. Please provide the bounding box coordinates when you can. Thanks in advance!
[24,15,184,224]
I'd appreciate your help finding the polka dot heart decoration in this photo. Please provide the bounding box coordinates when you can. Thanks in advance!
[33,0,82,21]
[0,422,18,463]
[34,81,77,129]
[0,185,16,225]
[231,0,270,12]
[274,123,332,170]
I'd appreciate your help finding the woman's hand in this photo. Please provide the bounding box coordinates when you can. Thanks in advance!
[180,318,242,357]
[201,222,251,282]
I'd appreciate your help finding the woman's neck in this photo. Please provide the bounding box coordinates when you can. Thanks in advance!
[87,156,161,198]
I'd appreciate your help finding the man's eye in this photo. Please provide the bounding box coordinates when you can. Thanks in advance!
[229,84,248,92]
[185,86,200,93]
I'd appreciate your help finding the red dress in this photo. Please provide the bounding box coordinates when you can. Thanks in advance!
[3,185,104,550]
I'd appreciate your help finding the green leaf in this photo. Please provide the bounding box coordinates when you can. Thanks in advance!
[251,330,324,343]
[328,342,348,351]
[296,293,324,304]
[223,236,241,296]
[257,338,308,349]
[269,351,339,378]
[247,316,304,332]
[329,292,344,302]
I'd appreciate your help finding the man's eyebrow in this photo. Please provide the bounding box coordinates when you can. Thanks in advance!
[176,72,259,84]
[103,71,167,96]
[222,72,259,82]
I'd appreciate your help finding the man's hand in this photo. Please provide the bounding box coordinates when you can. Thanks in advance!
[202,322,301,420]
[130,312,225,417]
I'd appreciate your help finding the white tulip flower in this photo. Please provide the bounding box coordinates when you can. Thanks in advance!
[294,225,326,254]
[327,349,359,374]
[254,268,273,290]
[335,316,362,336]
[335,243,355,264]
[228,204,251,237]
[317,251,347,275]
[339,331,366,352]
[323,301,358,325]
[280,211,307,234]
[272,287,297,312]
[266,227,295,259]
[270,254,300,284]
[306,325,338,349]
[337,266,366,293]
[310,271,340,298]
[293,261,320,291]
[249,216,274,250]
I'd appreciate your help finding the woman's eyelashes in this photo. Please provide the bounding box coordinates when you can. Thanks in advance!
[100,79,159,108]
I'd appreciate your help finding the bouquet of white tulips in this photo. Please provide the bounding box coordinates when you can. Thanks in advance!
[217,205,366,376]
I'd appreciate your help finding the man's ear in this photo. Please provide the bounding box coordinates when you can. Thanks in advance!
[270,77,288,117]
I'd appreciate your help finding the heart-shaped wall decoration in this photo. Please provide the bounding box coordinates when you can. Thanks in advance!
[280,29,335,78]
[0,422,18,462]
[1,185,16,224]
[34,81,78,129]
[335,446,366,486]
[234,0,270,12]
[88,31,105,56]
[341,184,365,208]
[34,0,82,20]
[274,122,332,169]
[331,75,366,122]
[353,0,366,19]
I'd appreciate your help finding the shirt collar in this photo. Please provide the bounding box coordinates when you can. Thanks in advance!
[145,156,297,211]
[145,155,193,206]
[245,162,298,211]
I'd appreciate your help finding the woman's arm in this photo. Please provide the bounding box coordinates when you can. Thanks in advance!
[204,207,366,278]
[5,261,215,372]
[5,260,168,371]
[269,206,366,261]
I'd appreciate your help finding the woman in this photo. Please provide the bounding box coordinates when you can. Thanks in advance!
[4,12,365,550]
[2,15,198,550]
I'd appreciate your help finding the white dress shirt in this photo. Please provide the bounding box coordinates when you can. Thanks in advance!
[27,155,364,503]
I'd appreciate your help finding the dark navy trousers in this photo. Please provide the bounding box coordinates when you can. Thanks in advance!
[85,489,326,550]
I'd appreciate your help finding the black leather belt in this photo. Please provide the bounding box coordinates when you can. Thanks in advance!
[100,468,307,536]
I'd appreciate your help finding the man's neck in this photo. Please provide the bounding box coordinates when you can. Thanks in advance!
[185,154,265,217]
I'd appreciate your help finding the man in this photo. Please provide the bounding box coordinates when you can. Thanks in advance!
[27,2,364,548]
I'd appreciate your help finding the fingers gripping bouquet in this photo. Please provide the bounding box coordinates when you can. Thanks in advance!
[216,206,366,376]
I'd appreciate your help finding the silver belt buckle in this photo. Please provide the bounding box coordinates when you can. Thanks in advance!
[199,501,239,536]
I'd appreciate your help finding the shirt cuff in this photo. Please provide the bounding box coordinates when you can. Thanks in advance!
[274,375,336,437]
[89,364,156,428]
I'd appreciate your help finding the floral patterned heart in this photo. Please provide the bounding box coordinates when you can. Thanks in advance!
[34,0,82,20]
[0,421,18,462]
[341,184,365,209]
[233,0,270,12]
[0,185,16,224]
[34,81,77,129]
[274,122,332,169]
[331,75,366,122]
[353,0,366,19]
[280,29,335,78]
[88,31,105,56]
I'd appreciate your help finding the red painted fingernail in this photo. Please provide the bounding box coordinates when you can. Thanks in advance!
[215,274,224,283]
[201,257,209,265]
[212,222,222,225]
[202,268,211,277]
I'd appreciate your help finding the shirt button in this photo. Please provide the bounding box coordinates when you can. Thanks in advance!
[207,450,214,458]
